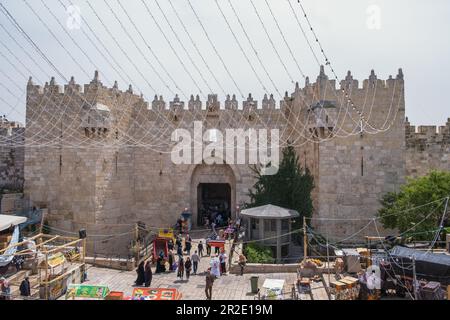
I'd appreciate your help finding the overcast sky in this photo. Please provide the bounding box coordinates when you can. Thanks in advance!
[0,0,449,126]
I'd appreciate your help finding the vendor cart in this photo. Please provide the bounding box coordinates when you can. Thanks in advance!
[152,228,175,261]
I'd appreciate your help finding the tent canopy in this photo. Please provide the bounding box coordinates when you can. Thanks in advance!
[390,246,450,266]
[389,246,450,284]
[0,215,27,232]
[240,204,300,219]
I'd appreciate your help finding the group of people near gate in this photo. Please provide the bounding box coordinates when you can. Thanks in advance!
[133,231,247,300]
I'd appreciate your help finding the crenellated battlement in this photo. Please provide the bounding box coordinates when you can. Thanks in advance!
[26,68,405,116]
[405,117,450,149]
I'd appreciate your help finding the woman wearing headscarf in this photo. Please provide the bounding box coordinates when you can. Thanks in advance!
[185,257,192,280]
[135,260,145,286]
[144,260,153,287]
[177,257,185,280]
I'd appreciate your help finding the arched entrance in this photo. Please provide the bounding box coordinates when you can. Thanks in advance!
[190,164,237,227]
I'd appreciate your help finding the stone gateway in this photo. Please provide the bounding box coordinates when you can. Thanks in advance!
[18,67,450,255]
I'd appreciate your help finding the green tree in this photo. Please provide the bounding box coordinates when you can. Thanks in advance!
[378,171,450,241]
[246,145,314,241]
[244,243,274,264]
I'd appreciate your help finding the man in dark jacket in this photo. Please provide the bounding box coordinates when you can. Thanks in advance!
[197,241,204,257]
[185,235,192,256]
[205,268,215,300]
[19,277,31,297]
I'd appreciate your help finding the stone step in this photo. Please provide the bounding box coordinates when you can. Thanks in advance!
[7,270,31,285]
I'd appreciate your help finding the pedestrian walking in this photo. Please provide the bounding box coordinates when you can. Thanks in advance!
[210,255,221,278]
[168,250,174,271]
[191,251,200,275]
[0,277,11,300]
[135,260,145,285]
[198,241,204,257]
[185,257,192,280]
[19,277,31,297]
[168,239,174,251]
[185,235,192,256]
[177,244,183,258]
[206,242,211,256]
[238,254,247,276]
[177,257,185,280]
[205,268,215,300]
[219,251,227,275]
[176,235,182,249]
[144,260,153,287]
[13,255,24,272]
[155,255,166,273]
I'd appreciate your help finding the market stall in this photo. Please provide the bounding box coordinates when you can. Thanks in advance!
[0,215,27,271]
[1,232,86,300]
[152,228,175,261]
[65,284,110,300]
[37,235,86,300]
[129,287,182,300]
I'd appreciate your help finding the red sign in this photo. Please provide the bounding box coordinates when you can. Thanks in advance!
[208,240,225,248]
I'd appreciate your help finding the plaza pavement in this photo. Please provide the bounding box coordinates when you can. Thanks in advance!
[83,237,302,300]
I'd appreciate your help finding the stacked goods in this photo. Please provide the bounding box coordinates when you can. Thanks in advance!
[299,259,317,269]
[334,258,345,274]
[342,249,362,273]
[356,248,370,268]
[420,282,444,300]
[298,260,318,277]
[306,259,323,267]
[0,234,12,250]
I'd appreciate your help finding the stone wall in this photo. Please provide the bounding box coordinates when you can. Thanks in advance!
[21,68,450,254]
[405,119,450,177]
[288,68,405,239]
[0,126,25,190]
